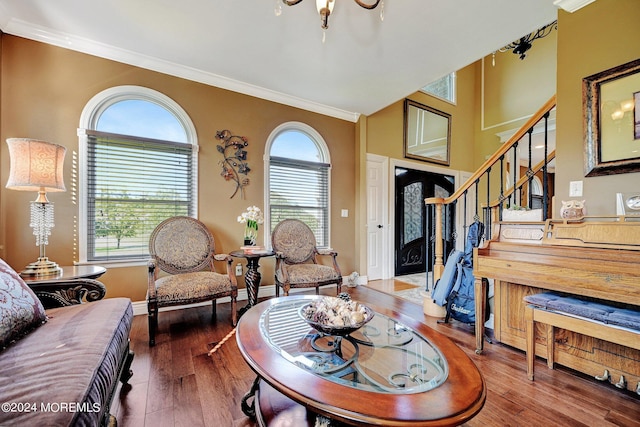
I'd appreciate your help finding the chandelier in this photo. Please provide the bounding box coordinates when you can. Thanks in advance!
[276,0,384,34]
[492,20,557,66]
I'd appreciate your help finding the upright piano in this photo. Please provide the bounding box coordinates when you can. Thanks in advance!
[473,216,640,393]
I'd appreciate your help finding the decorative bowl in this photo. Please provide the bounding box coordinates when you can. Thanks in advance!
[299,299,374,336]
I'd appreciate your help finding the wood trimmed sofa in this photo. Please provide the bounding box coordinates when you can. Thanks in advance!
[0,258,134,426]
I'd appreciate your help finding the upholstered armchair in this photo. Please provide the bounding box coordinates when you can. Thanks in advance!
[147,216,238,346]
[271,219,342,297]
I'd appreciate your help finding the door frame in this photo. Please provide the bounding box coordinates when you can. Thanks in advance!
[387,158,466,279]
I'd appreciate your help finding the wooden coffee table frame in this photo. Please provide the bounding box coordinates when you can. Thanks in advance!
[236,295,486,427]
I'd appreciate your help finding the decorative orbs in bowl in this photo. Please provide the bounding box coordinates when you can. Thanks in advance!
[299,295,374,336]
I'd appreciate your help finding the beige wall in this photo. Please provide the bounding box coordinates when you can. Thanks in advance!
[0,36,356,302]
[474,28,557,173]
[366,63,477,174]
[555,0,640,216]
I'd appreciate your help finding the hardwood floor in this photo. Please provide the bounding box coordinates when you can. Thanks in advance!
[111,281,640,427]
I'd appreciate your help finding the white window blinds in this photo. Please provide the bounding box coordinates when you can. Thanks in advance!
[86,130,194,261]
[269,156,329,248]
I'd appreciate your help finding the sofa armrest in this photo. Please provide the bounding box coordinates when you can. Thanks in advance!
[28,279,107,308]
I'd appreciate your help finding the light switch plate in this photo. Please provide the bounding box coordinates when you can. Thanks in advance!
[569,181,583,197]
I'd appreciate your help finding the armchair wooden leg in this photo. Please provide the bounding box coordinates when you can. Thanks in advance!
[212,300,217,319]
[148,301,158,347]
[231,296,238,326]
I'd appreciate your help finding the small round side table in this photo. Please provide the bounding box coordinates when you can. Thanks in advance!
[230,250,274,316]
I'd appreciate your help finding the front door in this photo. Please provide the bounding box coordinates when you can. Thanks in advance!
[394,167,455,276]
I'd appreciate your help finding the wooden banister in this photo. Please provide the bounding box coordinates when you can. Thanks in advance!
[425,95,557,283]
[428,95,556,206]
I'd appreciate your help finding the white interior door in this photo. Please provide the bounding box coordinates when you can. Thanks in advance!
[366,154,389,280]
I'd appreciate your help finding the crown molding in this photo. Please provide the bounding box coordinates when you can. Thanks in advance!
[3,18,360,123]
[553,0,596,13]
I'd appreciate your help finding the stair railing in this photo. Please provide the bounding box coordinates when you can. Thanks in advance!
[425,95,557,284]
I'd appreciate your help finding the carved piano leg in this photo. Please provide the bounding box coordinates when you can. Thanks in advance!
[614,375,627,390]
[594,369,610,382]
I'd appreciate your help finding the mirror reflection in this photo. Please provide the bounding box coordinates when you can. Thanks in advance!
[404,99,451,165]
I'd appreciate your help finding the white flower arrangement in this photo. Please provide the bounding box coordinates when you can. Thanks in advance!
[238,206,264,245]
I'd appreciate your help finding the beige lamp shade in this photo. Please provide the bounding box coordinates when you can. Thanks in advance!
[6,138,66,192]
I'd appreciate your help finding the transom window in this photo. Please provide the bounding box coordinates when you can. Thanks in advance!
[265,123,331,248]
[421,72,456,104]
[78,86,197,263]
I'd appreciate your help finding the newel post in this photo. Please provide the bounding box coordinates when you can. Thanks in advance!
[425,197,445,282]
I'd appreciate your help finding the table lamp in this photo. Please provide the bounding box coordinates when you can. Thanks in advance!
[6,138,66,277]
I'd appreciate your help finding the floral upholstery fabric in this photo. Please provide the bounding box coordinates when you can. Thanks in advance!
[150,217,214,274]
[0,258,47,349]
[272,219,317,264]
[154,272,233,306]
[276,264,340,285]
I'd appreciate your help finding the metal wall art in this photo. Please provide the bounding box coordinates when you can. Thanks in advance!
[216,129,251,198]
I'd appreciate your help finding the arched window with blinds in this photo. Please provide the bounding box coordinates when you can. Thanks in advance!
[78,86,197,263]
[266,123,331,248]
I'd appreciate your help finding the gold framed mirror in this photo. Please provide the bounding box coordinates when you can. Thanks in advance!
[583,58,640,176]
[404,99,451,166]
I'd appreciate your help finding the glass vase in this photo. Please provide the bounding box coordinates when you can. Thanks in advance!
[243,220,258,246]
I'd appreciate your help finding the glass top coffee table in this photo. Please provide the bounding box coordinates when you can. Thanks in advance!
[236,295,486,426]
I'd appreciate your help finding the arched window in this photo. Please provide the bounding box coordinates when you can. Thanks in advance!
[265,122,331,248]
[78,86,197,263]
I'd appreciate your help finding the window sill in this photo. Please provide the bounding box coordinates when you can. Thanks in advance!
[75,259,149,269]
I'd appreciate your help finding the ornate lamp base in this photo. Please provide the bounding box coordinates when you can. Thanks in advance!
[20,257,62,277]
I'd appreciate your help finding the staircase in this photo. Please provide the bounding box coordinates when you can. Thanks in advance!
[425,95,557,283]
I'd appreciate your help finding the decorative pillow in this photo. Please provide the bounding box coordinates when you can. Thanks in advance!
[0,258,47,349]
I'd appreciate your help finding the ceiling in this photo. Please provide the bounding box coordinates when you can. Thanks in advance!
[0,0,559,122]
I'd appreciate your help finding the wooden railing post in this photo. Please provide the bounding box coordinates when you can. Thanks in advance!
[426,197,445,282]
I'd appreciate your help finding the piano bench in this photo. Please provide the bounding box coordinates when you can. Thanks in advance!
[523,292,640,382]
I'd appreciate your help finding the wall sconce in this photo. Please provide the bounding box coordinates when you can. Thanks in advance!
[6,138,66,277]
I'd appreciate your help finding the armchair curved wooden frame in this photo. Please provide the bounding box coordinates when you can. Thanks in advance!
[271,219,342,297]
[147,216,238,346]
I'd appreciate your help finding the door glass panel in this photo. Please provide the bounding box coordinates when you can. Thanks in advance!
[403,182,423,243]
